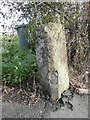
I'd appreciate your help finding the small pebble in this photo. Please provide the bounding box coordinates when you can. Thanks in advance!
[63,90,72,96]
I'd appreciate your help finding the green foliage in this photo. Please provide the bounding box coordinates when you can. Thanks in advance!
[42,12,56,24]
[2,37,37,84]
[28,19,37,51]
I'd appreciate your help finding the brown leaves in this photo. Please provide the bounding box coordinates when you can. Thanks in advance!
[69,66,90,94]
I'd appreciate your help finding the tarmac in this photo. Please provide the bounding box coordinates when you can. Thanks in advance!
[1,93,89,118]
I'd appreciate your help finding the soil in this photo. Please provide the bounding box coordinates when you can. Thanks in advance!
[0,66,89,118]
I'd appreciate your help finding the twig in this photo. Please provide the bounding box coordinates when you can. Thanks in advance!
[76,88,90,95]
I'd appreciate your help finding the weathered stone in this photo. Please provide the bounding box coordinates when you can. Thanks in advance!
[35,22,69,100]
[63,90,72,96]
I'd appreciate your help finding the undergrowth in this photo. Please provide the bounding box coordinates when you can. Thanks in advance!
[2,36,37,84]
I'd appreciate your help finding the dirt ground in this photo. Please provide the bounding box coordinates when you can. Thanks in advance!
[0,66,89,118]
[1,90,88,118]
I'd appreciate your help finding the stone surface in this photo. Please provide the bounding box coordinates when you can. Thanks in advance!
[35,22,69,100]
[63,90,72,96]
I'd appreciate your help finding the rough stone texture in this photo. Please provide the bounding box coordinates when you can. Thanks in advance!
[35,22,69,100]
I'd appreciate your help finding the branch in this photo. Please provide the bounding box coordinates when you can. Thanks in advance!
[43,3,70,22]
[0,11,5,17]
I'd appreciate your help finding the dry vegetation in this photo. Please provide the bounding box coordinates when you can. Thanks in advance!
[1,2,90,103]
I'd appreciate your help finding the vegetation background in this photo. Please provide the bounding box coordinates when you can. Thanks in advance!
[0,2,89,98]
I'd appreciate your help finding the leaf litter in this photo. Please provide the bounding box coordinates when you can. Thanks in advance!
[1,65,89,112]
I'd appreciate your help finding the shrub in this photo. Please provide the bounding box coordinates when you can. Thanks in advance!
[2,37,37,84]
